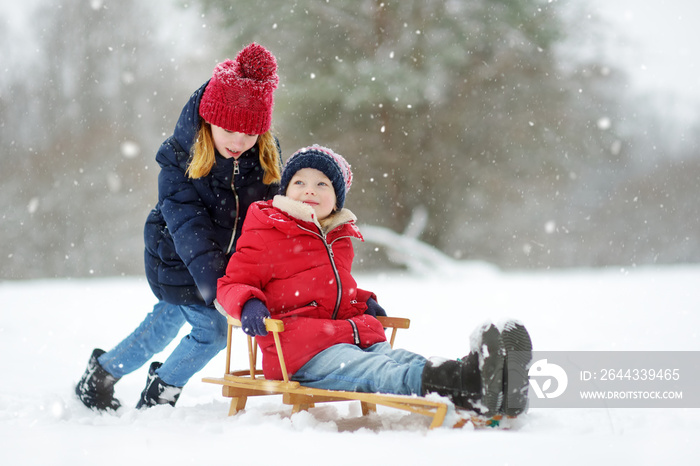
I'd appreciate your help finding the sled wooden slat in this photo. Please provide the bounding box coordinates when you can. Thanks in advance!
[203,315,464,429]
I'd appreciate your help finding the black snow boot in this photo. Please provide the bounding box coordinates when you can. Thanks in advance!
[470,323,506,416]
[135,362,183,409]
[421,353,482,412]
[75,348,121,411]
[501,320,533,416]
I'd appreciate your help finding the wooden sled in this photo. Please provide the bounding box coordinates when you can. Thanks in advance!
[203,315,503,429]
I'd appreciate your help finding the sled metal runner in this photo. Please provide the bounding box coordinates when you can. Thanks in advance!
[203,315,481,429]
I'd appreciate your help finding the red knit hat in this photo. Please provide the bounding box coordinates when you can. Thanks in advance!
[199,43,279,135]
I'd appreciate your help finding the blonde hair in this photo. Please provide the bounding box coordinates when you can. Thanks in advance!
[186,122,281,184]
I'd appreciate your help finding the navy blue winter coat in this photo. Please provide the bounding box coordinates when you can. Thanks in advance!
[144,82,279,306]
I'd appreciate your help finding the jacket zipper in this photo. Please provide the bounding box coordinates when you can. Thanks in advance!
[324,239,343,319]
[225,160,240,254]
[347,318,361,345]
[297,225,354,320]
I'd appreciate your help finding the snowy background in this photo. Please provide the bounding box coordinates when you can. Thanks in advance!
[2,1,700,464]
[4,0,700,279]
[1,264,698,465]
[590,0,700,104]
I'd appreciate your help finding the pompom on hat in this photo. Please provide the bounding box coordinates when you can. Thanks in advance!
[199,43,279,135]
[280,145,353,209]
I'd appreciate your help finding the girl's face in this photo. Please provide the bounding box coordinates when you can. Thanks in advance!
[210,124,259,159]
[286,168,337,220]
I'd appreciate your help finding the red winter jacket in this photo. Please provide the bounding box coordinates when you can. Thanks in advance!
[216,195,387,380]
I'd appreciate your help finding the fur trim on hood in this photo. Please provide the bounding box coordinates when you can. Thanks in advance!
[272,194,357,234]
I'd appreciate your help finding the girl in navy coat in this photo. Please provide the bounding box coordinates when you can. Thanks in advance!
[76,43,282,410]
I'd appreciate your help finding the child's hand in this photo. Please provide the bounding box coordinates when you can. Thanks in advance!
[240,298,271,336]
[365,297,387,318]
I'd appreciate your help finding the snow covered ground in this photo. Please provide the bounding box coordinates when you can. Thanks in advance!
[1,264,698,465]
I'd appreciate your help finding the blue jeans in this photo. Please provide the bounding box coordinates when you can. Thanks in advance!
[98,300,227,387]
[291,342,427,395]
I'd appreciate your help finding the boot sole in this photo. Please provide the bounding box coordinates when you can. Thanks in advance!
[477,324,505,416]
[501,321,533,416]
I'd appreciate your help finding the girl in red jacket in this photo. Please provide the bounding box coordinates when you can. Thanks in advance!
[216,145,533,417]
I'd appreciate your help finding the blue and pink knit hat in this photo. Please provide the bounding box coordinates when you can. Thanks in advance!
[279,145,353,209]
